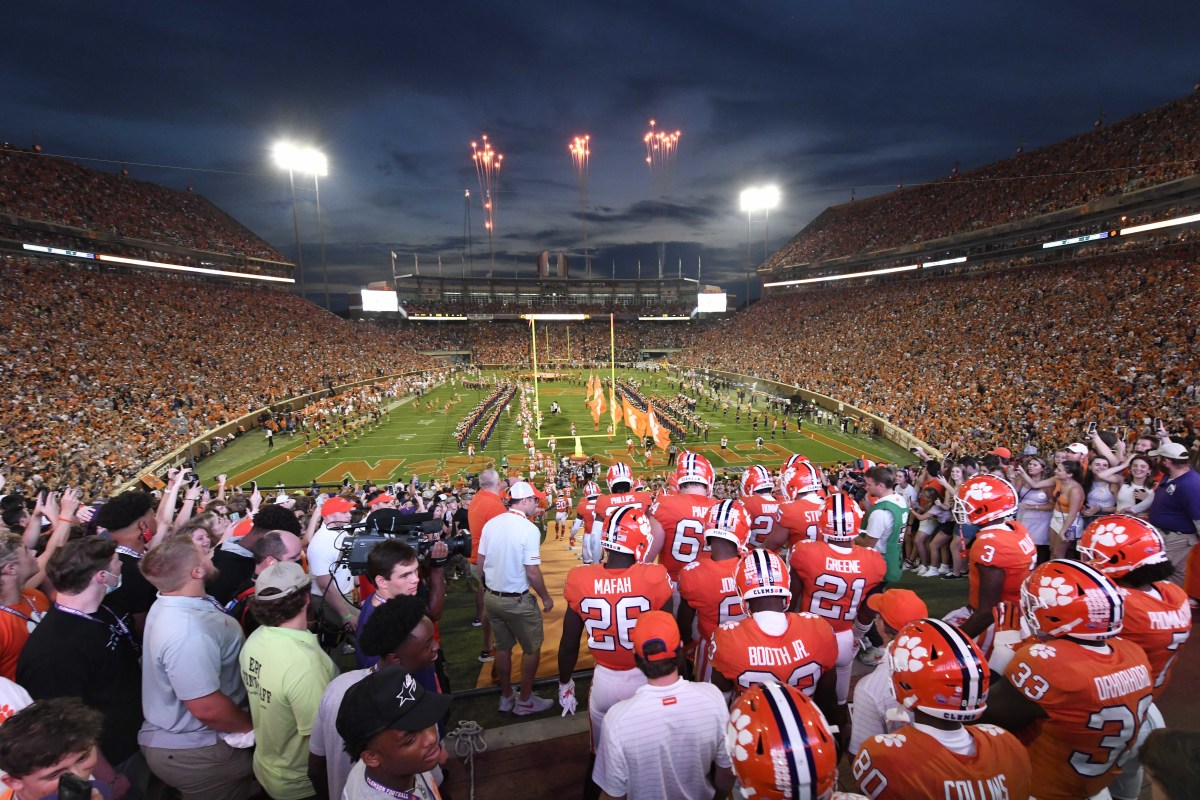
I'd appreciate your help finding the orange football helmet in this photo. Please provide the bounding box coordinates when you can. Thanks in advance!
[705,499,752,552]
[726,682,838,800]
[675,452,715,493]
[606,463,632,491]
[735,549,791,602]
[818,492,862,543]
[584,481,601,498]
[953,475,1018,526]
[602,505,653,562]
[781,460,824,502]
[740,465,775,496]
[886,618,989,722]
[1020,559,1124,640]
[1078,514,1169,579]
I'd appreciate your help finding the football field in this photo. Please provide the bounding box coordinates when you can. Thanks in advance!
[194,369,913,490]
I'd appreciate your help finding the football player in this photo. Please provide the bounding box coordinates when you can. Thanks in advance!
[569,481,601,551]
[728,683,868,800]
[789,492,886,705]
[1078,514,1192,800]
[709,550,840,730]
[770,459,827,551]
[944,476,1036,646]
[677,499,750,680]
[587,463,653,565]
[978,559,1154,800]
[552,491,570,541]
[558,506,673,748]
[647,453,719,583]
[853,618,1031,799]
[740,465,783,550]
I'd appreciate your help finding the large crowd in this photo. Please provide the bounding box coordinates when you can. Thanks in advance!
[0,146,285,262]
[0,257,437,497]
[678,243,1200,456]
[763,91,1200,268]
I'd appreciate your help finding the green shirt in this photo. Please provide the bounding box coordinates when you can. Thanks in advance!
[863,497,908,583]
[239,625,337,800]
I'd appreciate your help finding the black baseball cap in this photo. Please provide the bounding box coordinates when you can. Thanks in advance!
[336,666,450,753]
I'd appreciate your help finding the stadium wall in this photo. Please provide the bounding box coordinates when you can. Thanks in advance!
[672,366,939,459]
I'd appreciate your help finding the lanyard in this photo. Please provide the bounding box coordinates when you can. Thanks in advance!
[115,545,142,559]
[364,772,429,799]
[0,597,41,626]
[54,604,140,654]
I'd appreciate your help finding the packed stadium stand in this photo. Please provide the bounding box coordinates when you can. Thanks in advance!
[0,144,286,263]
[0,257,436,496]
[762,92,1200,269]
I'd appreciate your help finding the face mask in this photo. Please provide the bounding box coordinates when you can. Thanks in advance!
[103,571,123,594]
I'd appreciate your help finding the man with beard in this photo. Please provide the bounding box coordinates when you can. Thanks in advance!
[139,535,254,799]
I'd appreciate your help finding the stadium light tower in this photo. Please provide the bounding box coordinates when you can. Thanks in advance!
[739,185,780,307]
[273,143,329,306]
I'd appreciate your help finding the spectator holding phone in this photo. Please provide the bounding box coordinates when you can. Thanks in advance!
[0,697,109,800]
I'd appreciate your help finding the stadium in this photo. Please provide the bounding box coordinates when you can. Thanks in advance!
[3,8,1200,799]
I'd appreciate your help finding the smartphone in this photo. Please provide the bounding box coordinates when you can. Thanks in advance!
[251,481,258,492]
[58,773,92,800]
[1117,425,1128,441]
[1154,418,1164,433]
[1086,421,1097,437]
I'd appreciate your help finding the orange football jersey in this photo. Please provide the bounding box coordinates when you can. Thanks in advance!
[1004,636,1153,800]
[591,490,654,534]
[773,495,824,548]
[650,493,719,580]
[968,521,1036,609]
[563,562,673,670]
[709,612,837,695]
[1119,581,1191,698]
[741,493,783,550]
[789,541,886,633]
[574,497,598,531]
[555,496,568,513]
[853,723,1031,800]
[677,556,745,641]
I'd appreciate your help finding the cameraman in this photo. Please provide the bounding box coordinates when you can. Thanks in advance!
[354,540,446,670]
[854,465,909,585]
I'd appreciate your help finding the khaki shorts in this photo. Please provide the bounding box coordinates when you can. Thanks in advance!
[484,590,544,653]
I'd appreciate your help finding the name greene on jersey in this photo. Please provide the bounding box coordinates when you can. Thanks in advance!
[826,557,863,573]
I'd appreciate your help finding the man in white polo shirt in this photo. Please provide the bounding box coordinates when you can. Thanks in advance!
[593,611,732,800]
[477,481,554,716]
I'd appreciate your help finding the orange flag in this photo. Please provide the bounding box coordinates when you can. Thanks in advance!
[647,404,671,450]
[610,386,622,429]
[623,398,648,439]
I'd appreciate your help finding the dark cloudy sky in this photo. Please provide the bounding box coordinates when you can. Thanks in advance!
[5,2,1198,305]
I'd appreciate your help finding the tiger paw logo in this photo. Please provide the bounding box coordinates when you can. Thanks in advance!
[874,733,907,748]
[1036,576,1075,606]
[964,483,997,502]
[727,707,755,762]
[1090,522,1129,549]
[890,635,928,672]
[1028,643,1057,659]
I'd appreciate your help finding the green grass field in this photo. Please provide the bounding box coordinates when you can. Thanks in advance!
[194,369,913,490]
